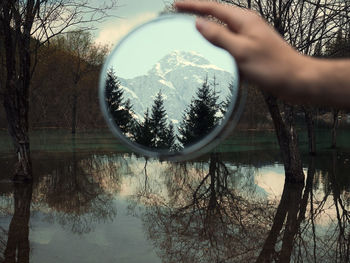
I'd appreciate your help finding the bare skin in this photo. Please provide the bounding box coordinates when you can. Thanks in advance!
[175,1,350,108]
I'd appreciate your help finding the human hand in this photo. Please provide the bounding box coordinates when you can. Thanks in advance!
[175,1,309,100]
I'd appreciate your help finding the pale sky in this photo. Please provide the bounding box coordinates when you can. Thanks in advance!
[93,0,238,79]
[104,15,237,79]
[93,0,166,46]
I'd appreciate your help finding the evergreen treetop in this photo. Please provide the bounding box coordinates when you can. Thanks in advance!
[105,68,134,134]
[150,90,168,148]
[178,76,221,147]
[132,90,176,150]
[133,108,153,147]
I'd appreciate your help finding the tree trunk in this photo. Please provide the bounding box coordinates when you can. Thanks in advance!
[256,157,315,263]
[4,183,33,263]
[262,17,304,183]
[255,181,294,263]
[208,154,218,211]
[329,150,349,261]
[2,0,33,180]
[304,108,316,155]
[3,64,32,180]
[278,182,304,262]
[71,89,78,134]
[263,93,304,183]
[331,109,339,149]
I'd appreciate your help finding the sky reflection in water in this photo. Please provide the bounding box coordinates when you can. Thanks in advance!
[0,130,350,262]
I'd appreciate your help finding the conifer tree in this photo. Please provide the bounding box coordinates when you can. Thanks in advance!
[178,76,220,147]
[105,68,134,133]
[133,108,153,147]
[164,121,176,150]
[105,68,122,112]
[221,82,234,116]
[178,104,197,146]
[150,90,169,149]
[119,99,135,135]
[133,91,175,150]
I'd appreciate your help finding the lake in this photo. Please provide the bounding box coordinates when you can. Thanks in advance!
[0,129,349,263]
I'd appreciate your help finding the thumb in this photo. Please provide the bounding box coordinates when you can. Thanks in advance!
[196,18,247,62]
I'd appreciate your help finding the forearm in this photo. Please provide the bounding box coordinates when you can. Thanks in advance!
[285,56,350,108]
[176,1,350,109]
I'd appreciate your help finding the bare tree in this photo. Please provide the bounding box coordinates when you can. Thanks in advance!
[218,0,347,182]
[38,153,119,234]
[129,155,272,262]
[0,0,117,179]
[325,28,350,149]
[53,31,108,134]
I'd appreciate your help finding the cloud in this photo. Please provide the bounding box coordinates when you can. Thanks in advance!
[255,170,285,198]
[94,12,157,46]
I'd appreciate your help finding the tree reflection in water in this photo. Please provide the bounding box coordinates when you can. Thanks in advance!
[131,153,273,262]
[0,152,125,261]
[32,151,126,234]
[327,151,350,263]
[34,152,121,234]
[2,183,32,263]
[0,149,349,262]
[130,153,350,263]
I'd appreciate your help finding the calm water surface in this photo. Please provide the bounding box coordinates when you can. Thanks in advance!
[0,129,350,262]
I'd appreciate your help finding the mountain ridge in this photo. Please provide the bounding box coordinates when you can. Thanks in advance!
[119,50,235,125]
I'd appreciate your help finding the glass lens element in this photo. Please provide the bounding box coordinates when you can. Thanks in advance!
[99,14,241,160]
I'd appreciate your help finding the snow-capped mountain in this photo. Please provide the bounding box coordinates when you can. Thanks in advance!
[119,50,235,125]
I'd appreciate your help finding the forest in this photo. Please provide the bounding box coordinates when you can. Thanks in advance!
[2,1,350,262]
[0,29,270,132]
[105,69,232,149]
[0,30,107,130]
[1,0,350,180]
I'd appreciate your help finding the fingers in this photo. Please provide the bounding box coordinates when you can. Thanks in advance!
[175,0,250,32]
[196,18,249,62]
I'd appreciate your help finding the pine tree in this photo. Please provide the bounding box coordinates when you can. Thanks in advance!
[133,91,175,150]
[133,108,153,147]
[105,68,123,112]
[178,76,220,147]
[150,90,169,149]
[220,82,234,116]
[105,68,134,134]
[164,121,176,150]
[178,103,197,146]
[118,99,135,135]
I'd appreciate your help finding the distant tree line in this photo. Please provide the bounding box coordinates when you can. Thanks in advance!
[0,31,107,131]
[0,34,273,133]
[105,69,176,150]
[105,69,232,150]
[0,0,117,179]
[323,29,350,148]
